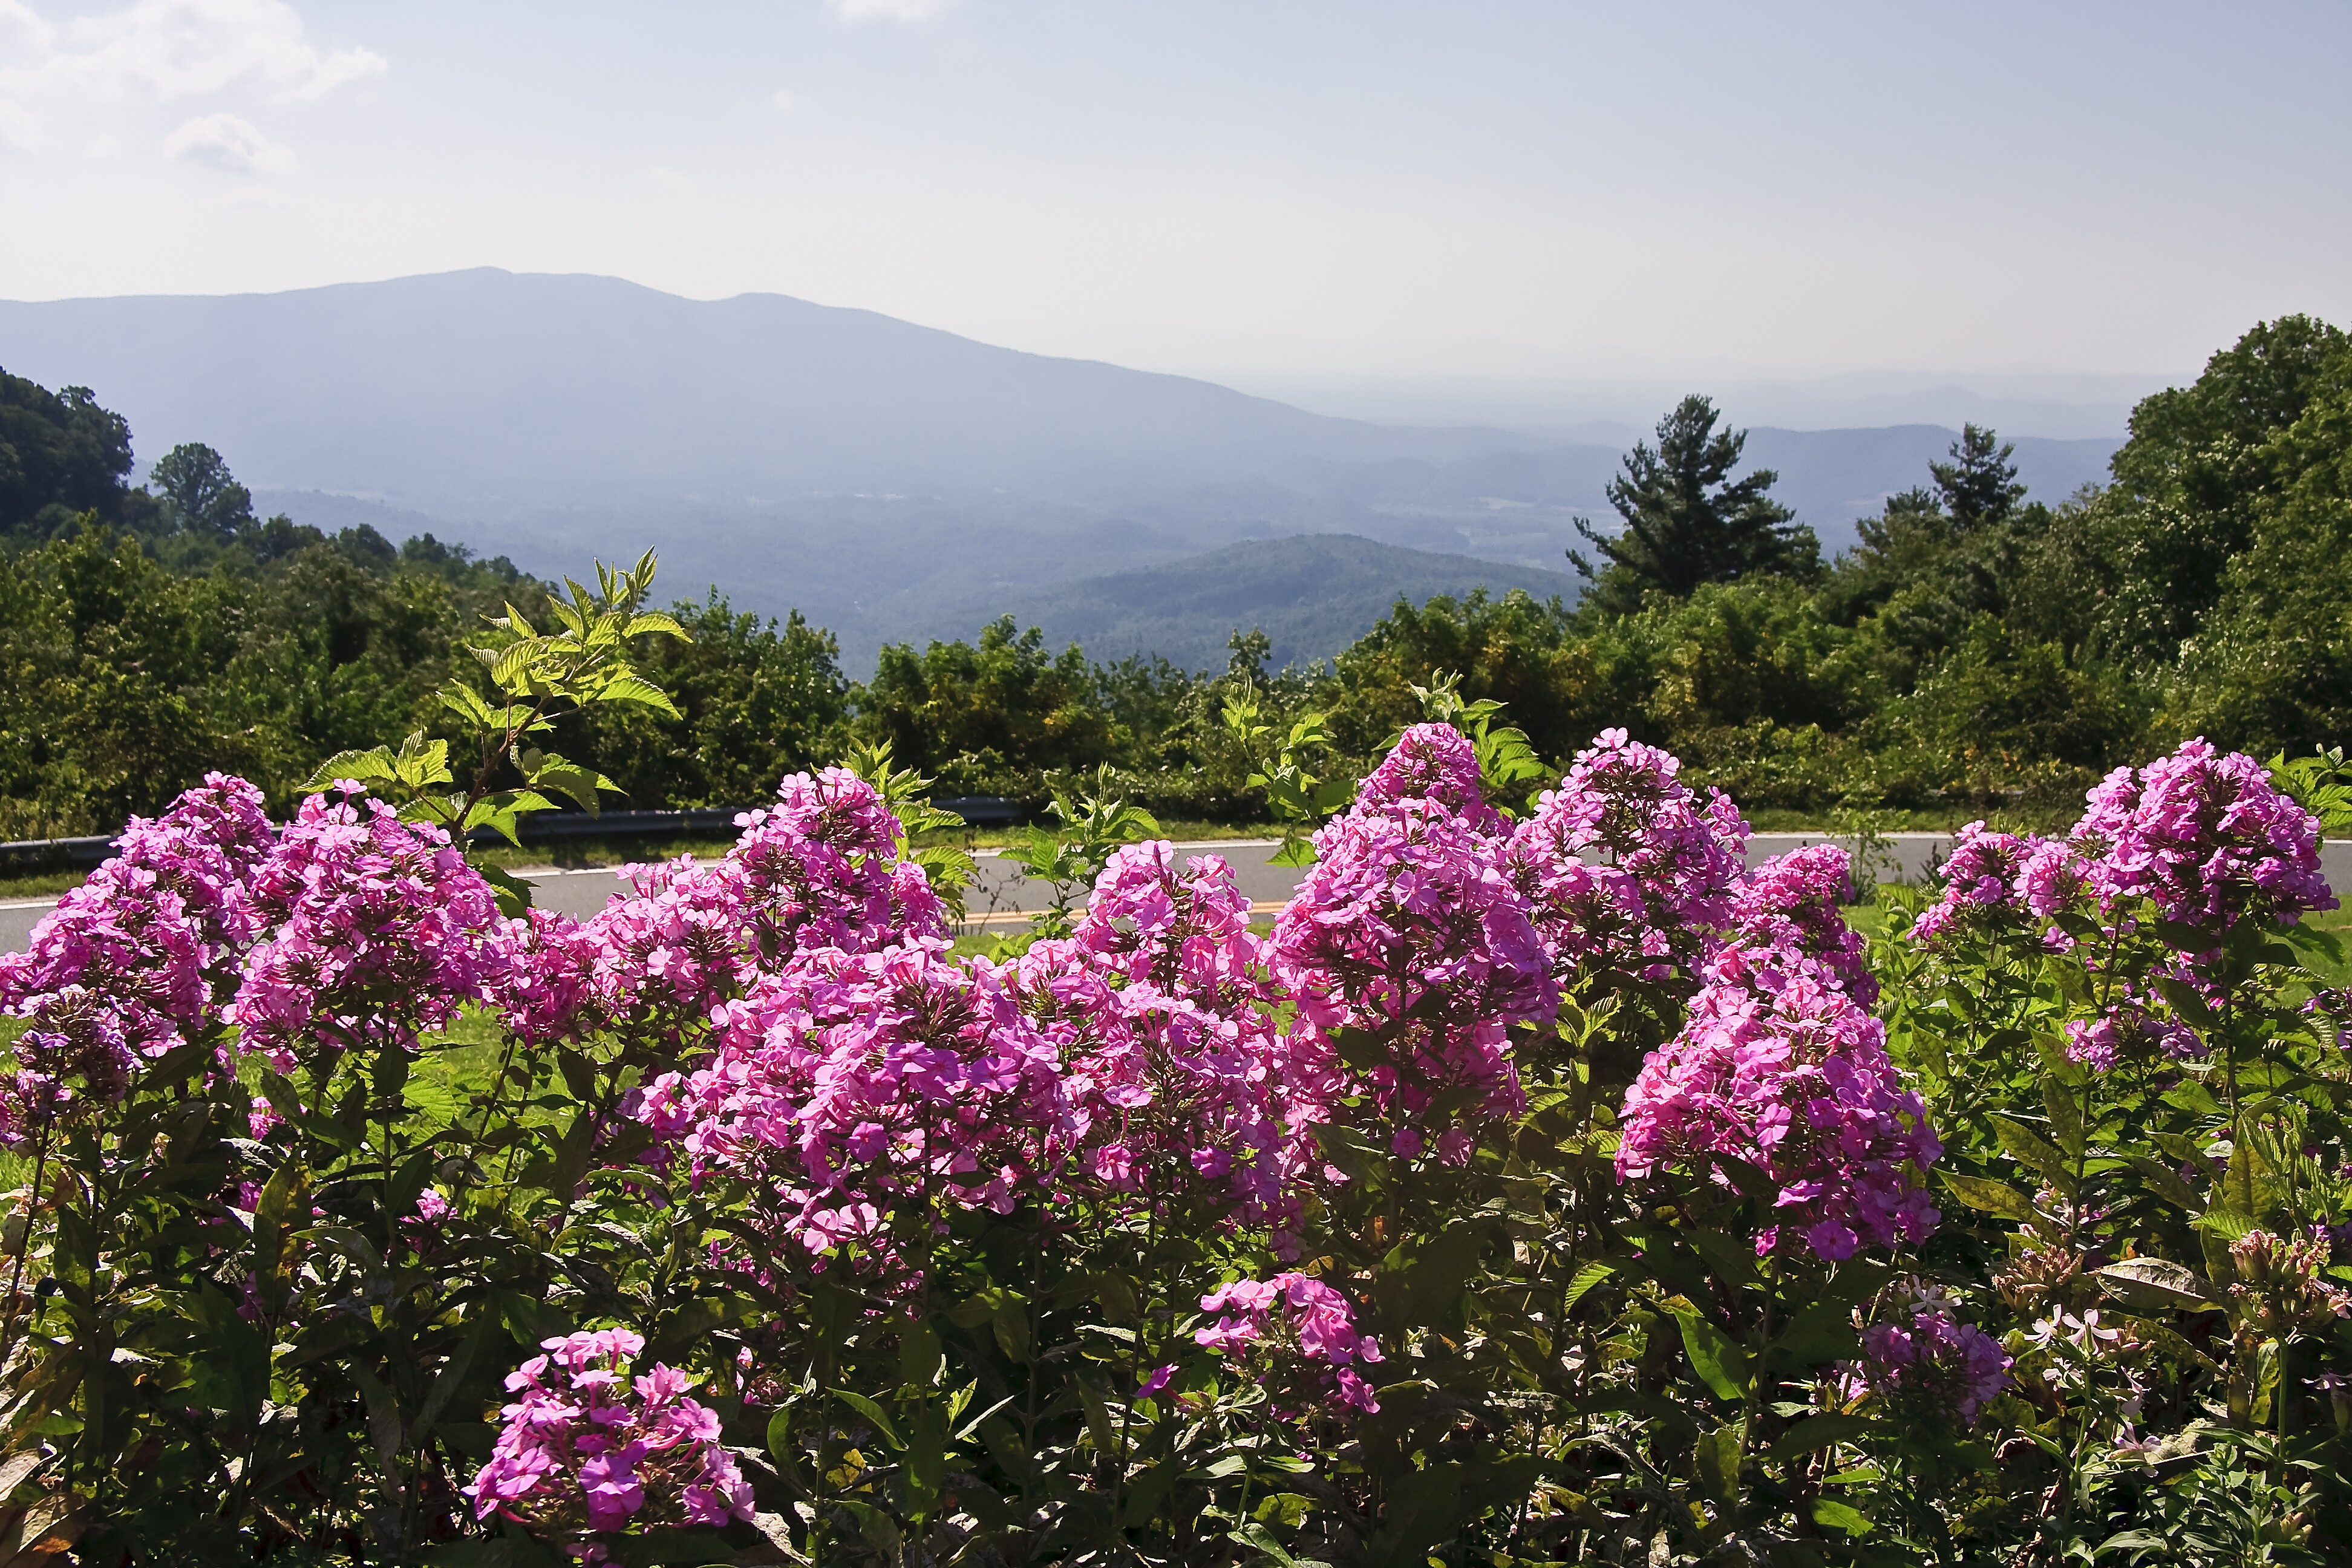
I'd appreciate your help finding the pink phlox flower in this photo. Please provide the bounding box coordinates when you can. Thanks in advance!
[0,776,275,1131]
[1508,728,1748,984]
[1857,1304,2010,1425]
[2071,739,2335,930]
[1196,1272,1384,1413]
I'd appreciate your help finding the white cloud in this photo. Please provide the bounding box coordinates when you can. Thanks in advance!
[770,87,800,113]
[0,0,385,108]
[649,165,694,193]
[0,96,38,150]
[163,109,293,173]
[827,0,953,23]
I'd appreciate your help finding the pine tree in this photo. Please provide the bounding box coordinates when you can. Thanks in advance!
[1569,394,1817,612]
[1929,423,2025,532]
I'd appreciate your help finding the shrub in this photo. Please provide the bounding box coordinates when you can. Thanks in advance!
[0,688,2345,1564]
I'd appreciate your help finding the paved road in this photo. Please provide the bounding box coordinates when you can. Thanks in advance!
[8,834,2352,954]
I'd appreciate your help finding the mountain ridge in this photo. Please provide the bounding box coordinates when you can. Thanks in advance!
[1,269,2123,671]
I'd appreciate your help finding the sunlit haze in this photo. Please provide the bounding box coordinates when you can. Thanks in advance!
[4,1,2350,429]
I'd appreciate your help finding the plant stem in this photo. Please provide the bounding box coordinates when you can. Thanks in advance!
[0,1124,53,1372]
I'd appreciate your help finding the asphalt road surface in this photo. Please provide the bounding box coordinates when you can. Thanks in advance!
[8,834,2352,955]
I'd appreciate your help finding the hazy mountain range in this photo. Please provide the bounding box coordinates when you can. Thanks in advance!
[0,269,2125,671]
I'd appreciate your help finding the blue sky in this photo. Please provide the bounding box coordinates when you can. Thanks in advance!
[3,1,2349,418]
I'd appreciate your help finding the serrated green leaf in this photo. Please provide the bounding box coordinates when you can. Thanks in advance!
[1561,1261,1616,1312]
[588,675,681,719]
[623,611,689,641]
[301,746,397,792]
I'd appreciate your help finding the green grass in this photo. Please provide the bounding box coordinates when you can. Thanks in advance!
[0,869,89,900]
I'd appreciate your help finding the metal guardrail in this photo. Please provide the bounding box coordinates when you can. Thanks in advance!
[0,836,117,875]
[0,796,1031,877]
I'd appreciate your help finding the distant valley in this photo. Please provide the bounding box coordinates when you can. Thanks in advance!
[0,269,2123,671]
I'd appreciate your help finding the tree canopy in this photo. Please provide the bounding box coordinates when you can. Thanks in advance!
[5,316,2348,835]
[1569,394,1820,613]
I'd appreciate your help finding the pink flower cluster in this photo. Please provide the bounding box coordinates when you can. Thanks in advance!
[2074,739,2335,929]
[1195,1272,1385,1413]
[1707,843,1878,1005]
[228,790,508,1070]
[1013,844,1325,1223]
[1619,958,1940,1260]
[1857,1304,2013,1425]
[1,774,276,1072]
[505,769,944,1045]
[1912,741,2334,952]
[1508,728,1749,985]
[467,1328,752,1545]
[633,940,1076,1284]
[1272,725,1555,1161]
[2061,999,2203,1071]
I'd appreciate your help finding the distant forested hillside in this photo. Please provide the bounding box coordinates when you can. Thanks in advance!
[991,534,1583,671]
[0,269,2117,667]
[4,311,2345,837]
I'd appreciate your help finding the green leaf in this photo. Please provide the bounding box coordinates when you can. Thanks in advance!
[765,1406,794,1468]
[2154,976,2215,1028]
[2125,1155,2202,1213]
[474,860,536,918]
[1694,1420,1745,1502]
[1768,1300,1862,1371]
[905,1400,947,1517]
[1671,1307,1750,1402]
[1227,1520,1306,1567]
[622,611,689,641]
[463,789,558,848]
[1364,1462,1463,1568]
[1991,1115,2074,1194]
[252,1160,310,1315]
[589,675,682,719]
[524,755,619,814]
[1941,1172,2038,1223]
[300,746,397,792]
[2039,1077,2086,1161]
[1771,1413,1877,1459]
[1812,1498,1873,1536]
[832,1388,902,1450]
[1560,1261,1616,1312]
[1684,1227,1763,1290]
[1382,1223,1486,1325]
[348,1362,404,1466]
[2096,1258,2216,1311]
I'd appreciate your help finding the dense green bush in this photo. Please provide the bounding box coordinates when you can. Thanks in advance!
[1,624,2347,1563]
[6,315,2348,840]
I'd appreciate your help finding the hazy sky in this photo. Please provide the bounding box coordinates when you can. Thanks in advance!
[3,0,2348,393]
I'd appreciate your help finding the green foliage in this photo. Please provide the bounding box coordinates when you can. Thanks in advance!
[0,367,140,538]
[0,518,529,837]
[8,315,2352,844]
[843,737,979,921]
[307,552,688,911]
[1001,765,1163,939]
[147,442,255,543]
[565,593,853,809]
[1570,393,1822,613]
[1221,686,1352,865]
